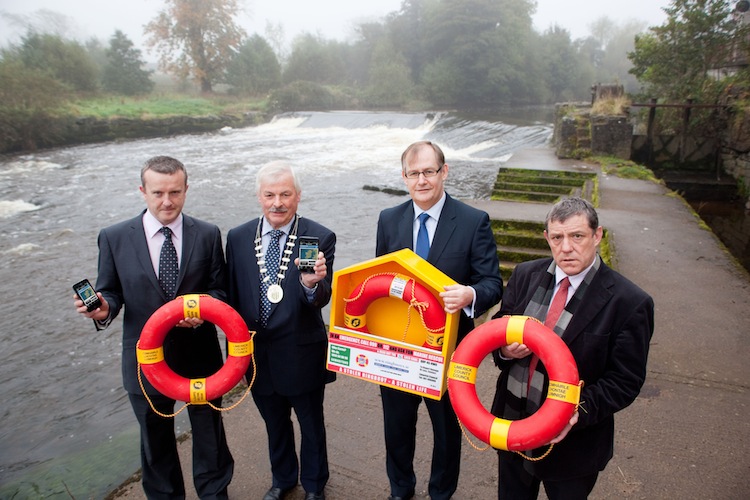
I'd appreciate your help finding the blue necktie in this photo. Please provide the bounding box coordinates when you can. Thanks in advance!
[158,227,178,299]
[416,212,430,260]
[260,229,283,326]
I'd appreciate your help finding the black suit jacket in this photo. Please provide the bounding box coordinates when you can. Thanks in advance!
[95,210,227,395]
[226,216,336,396]
[376,194,503,340]
[491,257,654,480]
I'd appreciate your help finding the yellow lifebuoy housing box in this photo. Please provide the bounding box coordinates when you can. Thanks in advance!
[327,248,459,400]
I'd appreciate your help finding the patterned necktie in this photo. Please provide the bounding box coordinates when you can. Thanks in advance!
[260,229,283,326]
[416,212,430,259]
[528,277,570,387]
[158,227,178,299]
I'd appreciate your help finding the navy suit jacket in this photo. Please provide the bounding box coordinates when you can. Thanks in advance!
[491,257,654,480]
[226,216,336,396]
[95,210,227,395]
[376,194,503,340]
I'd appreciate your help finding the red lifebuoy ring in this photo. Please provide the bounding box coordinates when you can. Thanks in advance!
[447,315,580,451]
[343,273,445,350]
[137,294,253,404]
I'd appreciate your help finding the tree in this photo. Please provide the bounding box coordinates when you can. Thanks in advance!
[9,31,98,92]
[0,59,70,150]
[283,34,347,85]
[628,0,750,101]
[102,30,154,95]
[538,26,579,101]
[365,39,414,107]
[225,34,281,95]
[144,0,246,93]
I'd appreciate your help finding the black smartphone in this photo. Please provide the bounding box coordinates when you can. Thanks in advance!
[298,236,320,273]
[73,278,102,312]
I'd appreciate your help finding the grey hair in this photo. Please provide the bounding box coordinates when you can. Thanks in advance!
[255,161,301,194]
[545,197,599,232]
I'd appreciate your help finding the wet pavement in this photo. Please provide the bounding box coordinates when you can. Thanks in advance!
[111,147,750,500]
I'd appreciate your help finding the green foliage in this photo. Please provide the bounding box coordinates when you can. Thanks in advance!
[0,59,70,150]
[283,34,348,85]
[628,0,749,102]
[225,34,282,95]
[364,39,414,107]
[7,31,98,92]
[269,81,358,112]
[102,30,154,96]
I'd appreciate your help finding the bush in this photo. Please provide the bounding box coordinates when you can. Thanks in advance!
[0,60,70,151]
[269,81,356,112]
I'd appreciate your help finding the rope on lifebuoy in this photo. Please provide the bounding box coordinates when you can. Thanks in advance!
[447,315,581,457]
[343,272,446,350]
[136,294,255,416]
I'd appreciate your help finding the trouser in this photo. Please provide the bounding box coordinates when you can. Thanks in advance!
[129,392,234,500]
[498,450,598,500]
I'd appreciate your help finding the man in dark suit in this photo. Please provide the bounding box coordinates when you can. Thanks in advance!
[226,161,335,500]
[491,197,654,499]
[376,141,504,500]
[73,156,233,498]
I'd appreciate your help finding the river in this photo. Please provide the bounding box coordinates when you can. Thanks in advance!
[0,109,554,496]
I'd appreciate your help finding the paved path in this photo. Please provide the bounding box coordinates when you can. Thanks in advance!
[112,147,750,500]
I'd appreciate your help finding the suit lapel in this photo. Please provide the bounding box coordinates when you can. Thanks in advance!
[562,266,614,344]
[130,214,164,299]
[429,195,457,263]
[397,204,415,252]
[178,215,195,294]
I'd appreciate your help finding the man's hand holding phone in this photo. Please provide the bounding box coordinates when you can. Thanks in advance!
[72,279,109,321]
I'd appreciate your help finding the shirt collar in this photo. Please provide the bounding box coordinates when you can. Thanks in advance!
[143,210,183,240]
[555,256,597,291]
[413,191,447,221]
[262,215,295,237]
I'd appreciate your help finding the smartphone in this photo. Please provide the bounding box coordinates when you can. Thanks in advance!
[73,278,102,312]
[298,236,320,273]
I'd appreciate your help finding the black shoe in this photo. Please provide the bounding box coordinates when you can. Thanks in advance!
[262,486,292,500]
[304,492,325,500]
[387,495,414,500]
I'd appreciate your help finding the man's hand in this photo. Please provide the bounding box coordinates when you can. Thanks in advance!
[549,411,579,444]
[73,292,109,321]
[439,284,473,314]
[499,342,532,359]
[296,251,327,289]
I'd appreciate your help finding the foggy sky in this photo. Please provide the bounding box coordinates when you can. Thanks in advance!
[0,0,672,52]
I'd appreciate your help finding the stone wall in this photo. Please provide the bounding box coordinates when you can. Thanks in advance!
[554,103,632,160]
[720,102,750,202]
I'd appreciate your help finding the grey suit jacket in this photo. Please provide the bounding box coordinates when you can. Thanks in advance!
[95,210,227,395]
[376,193,503,339]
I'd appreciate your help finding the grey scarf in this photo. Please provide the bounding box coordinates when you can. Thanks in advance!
[502,256,600,429]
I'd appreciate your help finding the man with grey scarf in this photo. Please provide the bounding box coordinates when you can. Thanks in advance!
[491,197,654,500]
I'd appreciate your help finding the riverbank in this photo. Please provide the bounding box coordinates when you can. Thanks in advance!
[0,112,268,154]
[110,147,750,499]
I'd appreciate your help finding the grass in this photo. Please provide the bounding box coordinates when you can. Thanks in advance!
[65,94,267,119]
[591,155,661,183]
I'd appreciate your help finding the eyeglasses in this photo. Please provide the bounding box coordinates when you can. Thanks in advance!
[404,165,443,179]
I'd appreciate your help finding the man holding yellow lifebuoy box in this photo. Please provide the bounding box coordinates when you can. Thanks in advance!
[375,141,504,500]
